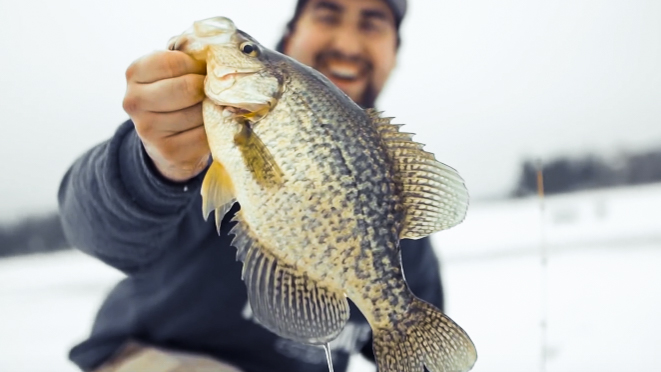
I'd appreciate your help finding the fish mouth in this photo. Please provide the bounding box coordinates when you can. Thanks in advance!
[213,67,259,81]
[217,101,265,117]
[207,68,270,116]
[220,103,274,124]
[221,106,251,117]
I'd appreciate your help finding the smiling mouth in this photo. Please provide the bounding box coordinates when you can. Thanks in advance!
[327,64,361,81]
[317,57,371,84]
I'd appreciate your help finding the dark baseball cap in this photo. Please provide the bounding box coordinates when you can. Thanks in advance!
[276,0,407,53]
[293,0,407,29]
[384,0,407,29]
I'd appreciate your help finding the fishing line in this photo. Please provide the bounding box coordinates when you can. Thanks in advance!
[323,343,335,372]
[536,159,548,372]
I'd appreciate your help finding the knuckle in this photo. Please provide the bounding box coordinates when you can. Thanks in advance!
[122,92,141,114]
[178,75,196,98]
[162,55,176,77]
[125,62,136,81]
[131,112,157,139]
[133,118,152,139]
[128,51,166,81]
[168,76,194,106]
[125,55,145,81]
[184,74,204,99]
[164,52,186,77]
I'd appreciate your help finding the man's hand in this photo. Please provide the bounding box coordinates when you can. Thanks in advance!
[123,50,210,182]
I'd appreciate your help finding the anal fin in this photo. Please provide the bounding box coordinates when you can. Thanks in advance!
[230,212,350,344]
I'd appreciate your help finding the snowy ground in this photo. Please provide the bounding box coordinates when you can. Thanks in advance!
[1,184,660,372]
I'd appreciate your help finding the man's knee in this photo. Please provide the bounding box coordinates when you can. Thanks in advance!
[93,342,243,372]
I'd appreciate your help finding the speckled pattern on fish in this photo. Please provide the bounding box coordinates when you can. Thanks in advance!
[169,16,477,372]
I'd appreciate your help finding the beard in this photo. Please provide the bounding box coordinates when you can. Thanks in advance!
[357,80,378,109]
[313,49,379,109]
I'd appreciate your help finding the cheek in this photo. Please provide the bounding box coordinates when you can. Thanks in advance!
[371,46,397,88]
[284,31,324,67]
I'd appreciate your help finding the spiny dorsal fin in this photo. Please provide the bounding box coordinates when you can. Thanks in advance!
[366,109,469,239]
[229,211,350,344]
[201,160,236,233]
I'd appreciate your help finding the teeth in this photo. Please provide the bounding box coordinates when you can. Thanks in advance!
[328,65,359,80]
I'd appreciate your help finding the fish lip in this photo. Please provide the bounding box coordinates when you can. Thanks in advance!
[207,67,265,111]
[221,106,250,116]
[212,98,269,117]
[220,102,267,114]
[208,66,275,118]
[212,66,260,80]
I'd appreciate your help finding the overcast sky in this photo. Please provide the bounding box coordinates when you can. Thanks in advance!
[0,0,659,222]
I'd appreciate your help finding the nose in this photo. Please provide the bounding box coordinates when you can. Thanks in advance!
[329,25,365,57]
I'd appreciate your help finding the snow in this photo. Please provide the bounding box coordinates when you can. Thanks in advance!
[0,251,124,372]
[1,184,660,372]
[433,183,661,372]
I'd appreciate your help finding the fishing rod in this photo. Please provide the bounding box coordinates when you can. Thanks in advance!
[537,159,548,372]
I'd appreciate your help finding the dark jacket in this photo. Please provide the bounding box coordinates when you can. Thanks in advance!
[58,120,445,372]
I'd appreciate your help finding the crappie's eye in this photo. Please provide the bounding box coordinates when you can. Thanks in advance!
[240,42,259,57]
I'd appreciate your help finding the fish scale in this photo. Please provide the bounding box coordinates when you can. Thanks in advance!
[171,15,477,372]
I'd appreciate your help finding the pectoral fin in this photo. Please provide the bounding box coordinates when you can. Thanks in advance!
[230,211,350,344]
[201,160,236,232]
[234,122,284,189]
[367,109,469,239]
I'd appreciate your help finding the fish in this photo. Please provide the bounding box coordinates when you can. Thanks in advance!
[168,16,477,372]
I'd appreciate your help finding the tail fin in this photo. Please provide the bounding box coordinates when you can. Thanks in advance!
[372,298,477,372]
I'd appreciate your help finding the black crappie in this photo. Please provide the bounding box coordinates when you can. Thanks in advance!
[169,16,477,372]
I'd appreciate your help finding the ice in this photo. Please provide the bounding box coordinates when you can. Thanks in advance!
[0,251,125,372]
[1,184,660,372]
[433,183,661,372]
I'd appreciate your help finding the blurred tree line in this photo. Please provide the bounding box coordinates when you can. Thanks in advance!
[513,148,661,197]
[2,148,661,258]
[0,212,69,258]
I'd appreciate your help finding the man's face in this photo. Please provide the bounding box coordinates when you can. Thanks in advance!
[284,0,398,107]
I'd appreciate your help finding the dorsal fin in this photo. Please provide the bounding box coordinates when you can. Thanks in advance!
[366,109,469,239]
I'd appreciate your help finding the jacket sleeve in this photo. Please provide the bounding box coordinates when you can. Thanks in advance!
[359,236,445,362]
[57,120,207,275]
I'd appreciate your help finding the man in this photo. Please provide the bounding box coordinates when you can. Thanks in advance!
[58,0,445,371]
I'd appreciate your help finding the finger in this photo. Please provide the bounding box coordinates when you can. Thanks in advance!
[143,125,210,181]
[131,74,206,113]
[135,102,204,138]
[127,50,206,84]
[159,125,211,166]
